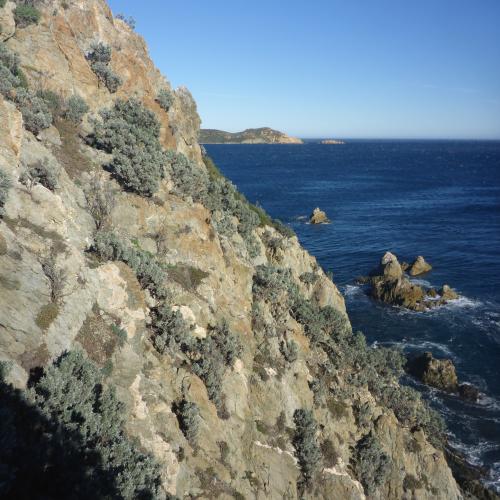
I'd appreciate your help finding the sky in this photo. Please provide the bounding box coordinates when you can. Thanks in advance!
[107,0,500,139]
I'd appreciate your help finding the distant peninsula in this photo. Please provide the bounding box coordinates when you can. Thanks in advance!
[199,127,303,144]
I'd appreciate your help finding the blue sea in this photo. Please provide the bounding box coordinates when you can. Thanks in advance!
[205,140,500,491]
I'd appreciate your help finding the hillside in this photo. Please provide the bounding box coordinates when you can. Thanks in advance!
[200,127,303,144]
[0,1,486,498]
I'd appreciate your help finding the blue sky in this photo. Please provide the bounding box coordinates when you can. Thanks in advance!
[108,0,500,139]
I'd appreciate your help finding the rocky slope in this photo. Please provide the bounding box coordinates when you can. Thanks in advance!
[199,127,303,144]
[0,1,480,498]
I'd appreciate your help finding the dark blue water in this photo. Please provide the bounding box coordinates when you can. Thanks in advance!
[205,140,500,491]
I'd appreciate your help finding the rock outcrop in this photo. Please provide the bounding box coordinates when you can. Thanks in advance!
[407,353,480,402]
[0,1,479,498]
[368,252,459,311]
[309,207,330,224]
[408,255,432,276]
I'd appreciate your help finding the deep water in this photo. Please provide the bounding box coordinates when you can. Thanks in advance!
[205,140,500,491]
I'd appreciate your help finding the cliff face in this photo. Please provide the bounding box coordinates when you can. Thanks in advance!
[200,127,304,144]
[0,1,463,498]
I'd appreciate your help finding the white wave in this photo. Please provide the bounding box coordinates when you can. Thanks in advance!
[409,278,432,287]
[441,296,483,309]
[342,284,362,297]
[389,340,457,358]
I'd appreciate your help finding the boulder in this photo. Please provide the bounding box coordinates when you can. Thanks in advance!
[407,352,458,392]
[309,207,330,224]
[408,256,432,276]
[440,284,458,301]
[458,383,480,402]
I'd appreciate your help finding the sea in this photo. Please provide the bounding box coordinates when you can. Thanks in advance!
[205,140,500,492]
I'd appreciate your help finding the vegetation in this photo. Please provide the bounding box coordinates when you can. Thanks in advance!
[0,351,162,499]
[293,409,321,489]
[151,303,192,354]
[0,0,7,9]
[0,168,11,216]
[93,231,167,299]
[84,173,116,230]
[16,88,53,134]
[156,88,174,111]
[352,433,391,496]
[14,3,41,28]
[65,95,89,123]
[173,399,200,445]
[90,99,166,196]
[20,159,58,192]
[86,42,122,93]
[116,13,136,30]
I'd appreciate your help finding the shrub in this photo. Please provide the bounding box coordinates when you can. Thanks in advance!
[156,88,173,111]
[299,272,319,285]
[93,231,167,299]
[40,253,67,304]
[293,409,321,487]
[0,168,11,216]
[166,150,209,203]
[191,322,241,413]
[90,99,166,196]
[252,265,294,303]
[20,159,58,192]
[280,339,298,363]
[14,4,41,28]
[0,0,7,9]
[352,433,391,496]
[86,42,122,93]
[36,89,64,118]
[115,13,136,30]
[151,303,192,354]
[83,173,116,229]
[15,88,53,134]
[65,95,89,123]
[27,351,162,498]
[173,399,199,445]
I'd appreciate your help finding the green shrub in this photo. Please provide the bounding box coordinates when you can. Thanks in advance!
[65,95,89,123]
[20,159,58,191]
[0,65,20,97]
[280,339,298,363]
[151,303,192,354]
[252,265,294,303]
[166,150,209,203]
[15,88,53,134]
[90,99,166,196]
[93,231,167,299]
[116,13,136,30]
[83,173,116,230]
[36,89,64,118]
[173,399,199,445]
[191,322,241,413]
[14,4,41,28]
[352,433,391,496]
[299,272,319,285]
[0,168,11,216]
[0,351,162,498]
[0,0,7,9]
[156,88,173,111]
[86,42,122,93]
[293,409,321,488]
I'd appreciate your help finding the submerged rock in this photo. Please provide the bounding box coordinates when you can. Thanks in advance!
[458,383,480,403]
[406,352,458,392]
[408,255,432,276]
[309,207,330,224]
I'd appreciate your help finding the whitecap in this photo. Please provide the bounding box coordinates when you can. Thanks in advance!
[342,284,362,297]
[389,340,457,359]
[441,296,483,309]
[409,278,432,287]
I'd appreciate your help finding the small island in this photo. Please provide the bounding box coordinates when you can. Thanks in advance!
[320,139,345,144]
[199,127,303,144]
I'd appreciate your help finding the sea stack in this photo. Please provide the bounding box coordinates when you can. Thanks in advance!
[309,207,330,224]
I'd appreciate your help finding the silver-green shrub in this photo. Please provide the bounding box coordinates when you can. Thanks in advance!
[293,409,321,488]
[20,159,58,191]
[173,399,200,445]
[65,95,89,123]
[0,168,11,216]
[156,88,174,111]
[90,99,167,196]
[86,42,122,93]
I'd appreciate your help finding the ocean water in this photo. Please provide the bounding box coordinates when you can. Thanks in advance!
[205,140,500,491]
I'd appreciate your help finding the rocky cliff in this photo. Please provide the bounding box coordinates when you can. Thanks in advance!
[0,1,470,499]
[200,127,303,144]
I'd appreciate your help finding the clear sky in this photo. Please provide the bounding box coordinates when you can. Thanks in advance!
[107,0,500,139]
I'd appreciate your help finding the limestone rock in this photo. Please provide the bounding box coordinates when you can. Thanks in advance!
[0,1,16,42]
[408,255,432,276]
[406,352,458,392]
[309,207,330,224]
[440,284,458,301]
